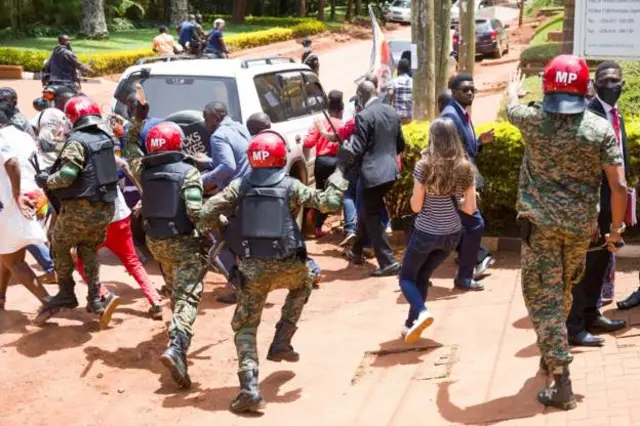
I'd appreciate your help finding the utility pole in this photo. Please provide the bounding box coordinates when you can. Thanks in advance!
[411,0,436,120]
[561,0,575,54]
[458,0,475,74]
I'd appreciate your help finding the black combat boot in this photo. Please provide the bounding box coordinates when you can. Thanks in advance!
[230,369,265,413]
[266,320,300,362]
[161,331,192,389]
[537,366,577,410]
[34,278,78,325]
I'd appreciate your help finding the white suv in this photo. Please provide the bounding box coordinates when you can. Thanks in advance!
[112,56,327,189]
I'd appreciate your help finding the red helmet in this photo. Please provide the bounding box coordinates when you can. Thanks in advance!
[542,54,590,114]
[145,122,183,153]
[64,96,102,127]
[248,130,287,169]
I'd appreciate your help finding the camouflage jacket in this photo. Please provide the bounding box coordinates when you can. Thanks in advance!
[507,103,623,233]
[46,139,86,189]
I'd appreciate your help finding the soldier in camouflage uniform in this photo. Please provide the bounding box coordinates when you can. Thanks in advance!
[123,120,205,389]
[35,96,121,328]
[506,57,628,410]
[201,130,347,413]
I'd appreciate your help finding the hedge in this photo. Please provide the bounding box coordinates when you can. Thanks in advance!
[387,118,640,232]
[0,20,329,75]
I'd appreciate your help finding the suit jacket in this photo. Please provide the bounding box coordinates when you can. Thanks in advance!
[588,98,631,233]
[440,101,484,188]
[345,98,405,188]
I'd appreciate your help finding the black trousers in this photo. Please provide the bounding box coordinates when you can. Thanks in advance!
[566,247,611,336]
[313,155,338,229]
[352,181,397,268]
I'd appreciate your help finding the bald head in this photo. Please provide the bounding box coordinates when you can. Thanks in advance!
[357,81,376,107]
[188,14,195,21]
[203,101,228,132]
[246,112,271,136]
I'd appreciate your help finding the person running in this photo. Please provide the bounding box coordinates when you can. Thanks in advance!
[400,117,477,344]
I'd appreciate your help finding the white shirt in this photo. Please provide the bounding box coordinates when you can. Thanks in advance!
[112,186,131,222]
[0,125,38,193]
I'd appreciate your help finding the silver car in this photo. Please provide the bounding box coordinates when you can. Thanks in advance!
[385,0,411,24]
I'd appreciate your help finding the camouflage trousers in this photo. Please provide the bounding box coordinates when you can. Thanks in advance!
[521,224,591,372]
[147,234,206,339]
[232,257,313,373]
[51,199,114,290]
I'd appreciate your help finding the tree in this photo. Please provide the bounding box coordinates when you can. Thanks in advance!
[346,0,354,21]
[80,0,109,39]
[412,0,436,120]
[458,0,475,74]
[330,0,337,20]
[169,0,188,25]
[298,0,306,17]
[232,0,247,24]
[434,0,452,97]
[561,0,575,54]
[109,0,145,19]
[318,0,326,20]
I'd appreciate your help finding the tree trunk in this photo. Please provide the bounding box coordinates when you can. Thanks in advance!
[434,0,452,97]
[232,0,247,24]
[346,0,354,21]
[330,0,336,20]
[298,0,306,16]
[412,0,436,121]
[561,0,575,54]
[318,0,325,20]
[169,0,188,26]
[518,0,524,27]
[354,0,361,16]
[80,0,109,39]
[459,0,475,75]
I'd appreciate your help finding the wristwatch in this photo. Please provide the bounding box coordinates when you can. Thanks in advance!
[611,223,626,235]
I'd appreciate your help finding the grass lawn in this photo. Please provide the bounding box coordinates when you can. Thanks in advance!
[531,14,563,46]
[0,24,271,53]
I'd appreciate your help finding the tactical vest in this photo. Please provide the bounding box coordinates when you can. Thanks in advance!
[226,176,305,260]
[141,151,196,238]
[51,125,118,203]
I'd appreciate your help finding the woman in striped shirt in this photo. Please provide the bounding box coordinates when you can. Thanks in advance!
[401,117,477,344]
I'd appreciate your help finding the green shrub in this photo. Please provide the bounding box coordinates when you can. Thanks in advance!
[520,42,561,67]
[201,15,313,28]
[525,0,559,16]
[0,20,330,74]
[531,14,563,46]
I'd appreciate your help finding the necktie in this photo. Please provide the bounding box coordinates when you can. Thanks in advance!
[611,107,624,173]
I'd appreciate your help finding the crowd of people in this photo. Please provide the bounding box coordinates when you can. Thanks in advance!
[3,42,640,416]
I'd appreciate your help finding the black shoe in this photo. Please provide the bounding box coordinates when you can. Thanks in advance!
[267,320,300,362]
[216,291,237,305]
[537,367,577,411]
[148,304,163,320]
[34,279,79,326]
[617,289,640,311]
[569,330,604,347]
[371,262,401,277]
[161,332,192,389]
[230,369,266,413]
[345,249,364,265]
[587,316,626,334]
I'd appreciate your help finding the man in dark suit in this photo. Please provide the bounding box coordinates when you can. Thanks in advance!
[440,73,495,290]
[342,80,405,276]
[566,61,629,346]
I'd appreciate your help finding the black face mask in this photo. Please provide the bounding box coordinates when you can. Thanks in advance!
[596,83,622,106]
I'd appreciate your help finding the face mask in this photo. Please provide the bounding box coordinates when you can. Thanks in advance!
[596,83,622,106]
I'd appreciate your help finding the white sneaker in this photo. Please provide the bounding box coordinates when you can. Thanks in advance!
[401,325,409,338]
[404,310,434,344]
[386,224,393,235]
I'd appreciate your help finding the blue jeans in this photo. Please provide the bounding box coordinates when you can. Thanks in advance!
[456,209,485,281]
[343,174,358,235]
[27,244,54,273]
[400,229,461,327]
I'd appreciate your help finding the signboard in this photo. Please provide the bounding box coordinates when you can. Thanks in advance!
[574,0,640,60]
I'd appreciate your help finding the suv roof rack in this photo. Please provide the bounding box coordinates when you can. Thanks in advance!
[135,54,197,66]
[240,57,296,69]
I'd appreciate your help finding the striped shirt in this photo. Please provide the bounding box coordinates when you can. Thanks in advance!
[412,163,472,235]
[390,74,413,120]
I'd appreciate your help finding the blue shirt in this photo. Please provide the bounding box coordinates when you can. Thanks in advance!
[202,116,251,189]
[206,29,224,53]
[178,21,195,45]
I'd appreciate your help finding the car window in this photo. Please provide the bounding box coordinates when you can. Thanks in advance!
[254,73,287,123]
[475,20,492,32]
[302,72,327,113]
[278,71,309,120]
[392,0,410,8]
[139,76,241,121]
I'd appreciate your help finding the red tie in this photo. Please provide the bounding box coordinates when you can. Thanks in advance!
[611,107,621,148]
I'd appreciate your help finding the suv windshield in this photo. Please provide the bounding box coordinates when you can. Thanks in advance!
[476,20,492,32]
[138,76,241,121]
[392,0,410,8]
